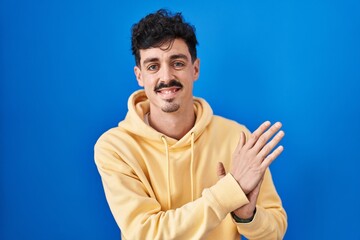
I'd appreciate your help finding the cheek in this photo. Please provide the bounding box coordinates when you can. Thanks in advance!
[142,75,158,90]
[183,72,197,83]
[140,73,152,84]
[144,77,156,86]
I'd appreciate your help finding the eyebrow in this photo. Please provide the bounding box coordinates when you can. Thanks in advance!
[143,57,159,66]
[170,54,189,61]
[142,54,189,66]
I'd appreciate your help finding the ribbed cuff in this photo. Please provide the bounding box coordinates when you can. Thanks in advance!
[208,173,249,213]
[234,205,265,230]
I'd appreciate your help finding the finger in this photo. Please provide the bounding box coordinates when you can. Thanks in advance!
[234,131,246,154]
[261,145,284,169]
[245,121,271,149]
[253,122,282,152]
[257,130,285,160]
[216,162,226,179]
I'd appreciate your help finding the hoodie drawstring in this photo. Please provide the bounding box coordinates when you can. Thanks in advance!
[161,136,171,210]
[161,133,196,210]
[190,132,195,202]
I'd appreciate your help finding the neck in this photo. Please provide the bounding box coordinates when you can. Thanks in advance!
[148,104,195,140]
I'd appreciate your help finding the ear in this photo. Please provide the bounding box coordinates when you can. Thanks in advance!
[134,66,144,87]
[193,58,200,81]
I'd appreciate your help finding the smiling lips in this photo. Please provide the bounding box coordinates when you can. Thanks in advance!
[156,86,182,99]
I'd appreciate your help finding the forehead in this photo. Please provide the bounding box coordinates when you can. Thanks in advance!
[139,39,191,65]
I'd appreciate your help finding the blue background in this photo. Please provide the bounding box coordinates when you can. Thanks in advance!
[1,0,360,239]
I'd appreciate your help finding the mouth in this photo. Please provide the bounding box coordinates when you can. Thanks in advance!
[154,80,183,100]
[155,86,182,99]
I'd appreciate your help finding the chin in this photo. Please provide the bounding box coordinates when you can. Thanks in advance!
[161,103,180,113]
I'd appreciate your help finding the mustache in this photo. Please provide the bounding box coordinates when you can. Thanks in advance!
[154,80,183,91]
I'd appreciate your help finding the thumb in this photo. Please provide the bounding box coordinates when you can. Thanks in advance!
[217,162,226,179]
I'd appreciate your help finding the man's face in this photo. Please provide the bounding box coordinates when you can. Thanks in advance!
[134,38,200,114]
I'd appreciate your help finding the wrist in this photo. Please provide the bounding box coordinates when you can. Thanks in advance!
[231,208,256,223]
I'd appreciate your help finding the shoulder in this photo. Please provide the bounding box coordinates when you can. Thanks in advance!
[94,125,133,152]
[95,126,122,144]
[211,115,251,135]
[94,125,143,169]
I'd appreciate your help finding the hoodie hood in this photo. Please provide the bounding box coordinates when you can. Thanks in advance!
[119,89,213,148]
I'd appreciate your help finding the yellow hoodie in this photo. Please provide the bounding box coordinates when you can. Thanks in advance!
[94,90,287,240]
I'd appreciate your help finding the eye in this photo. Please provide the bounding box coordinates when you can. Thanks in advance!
[173,61,185,69]
[147,64,158,71]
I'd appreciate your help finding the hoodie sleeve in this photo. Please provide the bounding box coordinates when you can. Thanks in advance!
[233,169,288,240]
[94,139,249,240]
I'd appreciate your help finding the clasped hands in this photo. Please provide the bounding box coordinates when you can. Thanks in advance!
[217,121,285,220]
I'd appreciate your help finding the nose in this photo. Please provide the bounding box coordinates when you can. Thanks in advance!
[158,65,173,83]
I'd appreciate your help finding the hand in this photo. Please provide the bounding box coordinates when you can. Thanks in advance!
[232,179,262,219]
[217,162,261,219]
[231,121,284,195]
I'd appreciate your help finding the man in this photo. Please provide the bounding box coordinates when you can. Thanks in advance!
[95,9,287,239]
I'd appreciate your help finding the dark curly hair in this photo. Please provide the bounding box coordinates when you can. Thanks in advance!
[131,9,198,66]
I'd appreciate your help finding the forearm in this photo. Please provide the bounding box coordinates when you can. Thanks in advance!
[100,167,249,240]
[235,205,287,240]
[234,169,287,239]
